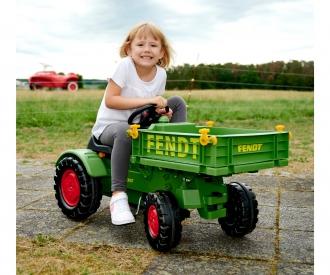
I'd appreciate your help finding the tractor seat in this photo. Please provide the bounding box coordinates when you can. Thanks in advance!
[87,136,112,155]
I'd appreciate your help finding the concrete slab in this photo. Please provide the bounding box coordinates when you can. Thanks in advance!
[66,208,148,249]
[280,176,314,192]
[144,253,272,275]
[24,192,111,213]
[16,189,52,209]
[280,207,314,231]
[16,209,81,238]
[255,190,277,207]
[17,176,54,191]
[281,190,314,208]
[277,262,314,275]
[177,225,275,260]
[16,159,54,178]
[226,174,279,192]
[257,205,276,229]
[279,230,314,264]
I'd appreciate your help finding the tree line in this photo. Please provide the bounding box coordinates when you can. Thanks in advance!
[17,60,313,91]
[166,60,313,91]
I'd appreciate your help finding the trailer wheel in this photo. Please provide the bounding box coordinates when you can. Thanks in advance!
[143,192,182,252]
[54,156,102,220]
[67,81,78,92]
[218,182,259,237]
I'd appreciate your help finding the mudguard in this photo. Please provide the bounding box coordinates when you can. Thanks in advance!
[56,149,108,177]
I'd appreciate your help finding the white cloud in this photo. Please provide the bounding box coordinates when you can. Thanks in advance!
[16,0,314,78]
[171,0,313,66]
[150,0,211,15]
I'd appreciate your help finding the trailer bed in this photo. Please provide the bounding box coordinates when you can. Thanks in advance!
[131,123,289,176]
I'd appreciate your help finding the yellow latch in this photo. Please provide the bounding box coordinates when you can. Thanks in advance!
[275,124,285,132]
[206,120,215,127]
[275,124,292,139]
[127,124,140,139]
[199,128,218,146]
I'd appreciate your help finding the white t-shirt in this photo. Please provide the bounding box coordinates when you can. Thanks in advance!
[92,56,167,139]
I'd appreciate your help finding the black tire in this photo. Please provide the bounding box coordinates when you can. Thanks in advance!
[54,156,102,220]
[218,182,259,237]
[143,192,182,252]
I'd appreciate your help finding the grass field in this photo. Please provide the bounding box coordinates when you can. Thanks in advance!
[16,88,314,172]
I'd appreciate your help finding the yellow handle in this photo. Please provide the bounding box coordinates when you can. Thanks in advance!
[127,124,140,139]
[199,128,209,146]
[275,124,292,140]
[209,136,218,145]
[206,120,215,127]
[275,124,285,132]
[199,128,217,146]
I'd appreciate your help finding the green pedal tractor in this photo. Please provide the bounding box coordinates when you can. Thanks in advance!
[54,105,289,252]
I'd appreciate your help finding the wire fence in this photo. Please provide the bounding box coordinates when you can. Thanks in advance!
[16,110,97,116]
[168,64,314,77]
[17,78,314,90]
[166,79,313,90]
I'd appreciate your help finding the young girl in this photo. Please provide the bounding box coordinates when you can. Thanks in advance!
[92,22,187,225]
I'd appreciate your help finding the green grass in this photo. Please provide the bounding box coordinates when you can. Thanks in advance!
[16,89,314,170]
[17,235,156,274]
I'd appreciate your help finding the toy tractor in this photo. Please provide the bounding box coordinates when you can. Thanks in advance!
[54,105,289,252]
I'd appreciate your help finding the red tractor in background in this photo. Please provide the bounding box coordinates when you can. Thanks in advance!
[28,71,79,92]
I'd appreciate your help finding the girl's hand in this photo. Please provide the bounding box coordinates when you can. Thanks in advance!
[152,96,167,108]
[156,107,173,120]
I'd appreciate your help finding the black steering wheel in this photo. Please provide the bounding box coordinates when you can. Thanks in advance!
[128,104,169,128]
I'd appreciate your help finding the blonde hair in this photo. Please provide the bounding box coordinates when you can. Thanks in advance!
[119,22,173,68]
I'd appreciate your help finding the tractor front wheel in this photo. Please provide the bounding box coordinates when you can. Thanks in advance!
[54,156,102,220]
[218,182,259,237]
[143,192,182,252]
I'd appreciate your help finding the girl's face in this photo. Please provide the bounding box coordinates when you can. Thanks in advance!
[128,33,164,70]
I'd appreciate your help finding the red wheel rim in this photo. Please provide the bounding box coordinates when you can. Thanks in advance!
[61,169,80,207]
[68,83,77,92]
[148,205,159,239]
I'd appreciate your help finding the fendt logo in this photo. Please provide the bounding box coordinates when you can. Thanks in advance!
[146,134,200,159]
[237,144,263,153]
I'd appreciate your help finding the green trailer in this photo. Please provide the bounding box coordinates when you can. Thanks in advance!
[54,106,289,252]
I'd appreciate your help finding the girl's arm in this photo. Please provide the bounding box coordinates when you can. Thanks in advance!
[104,80,167,110]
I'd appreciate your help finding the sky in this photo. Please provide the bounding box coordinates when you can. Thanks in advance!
[16,0,314,79]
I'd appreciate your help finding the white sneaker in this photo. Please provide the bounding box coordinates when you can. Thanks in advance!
[110,192,135,225]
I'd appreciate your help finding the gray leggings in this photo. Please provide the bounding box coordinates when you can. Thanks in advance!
[99,95,187,192]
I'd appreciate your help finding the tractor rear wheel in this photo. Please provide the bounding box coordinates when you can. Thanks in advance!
[143,192,182,252]
[54,156,102,220]
[218,182,259,237]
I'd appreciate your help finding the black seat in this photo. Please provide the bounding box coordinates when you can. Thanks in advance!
[87,136,112,155]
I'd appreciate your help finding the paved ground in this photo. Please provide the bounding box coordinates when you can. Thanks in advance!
[16,159,314,274]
